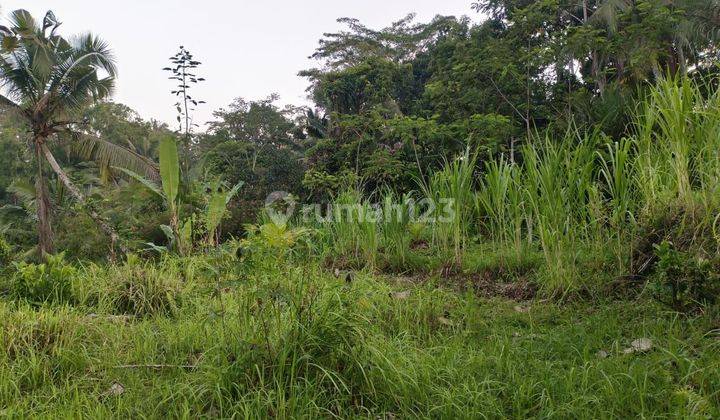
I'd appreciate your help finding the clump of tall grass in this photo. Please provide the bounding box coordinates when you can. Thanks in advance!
[316,187,433,272]
[634,76,720,214]
[471,130,605,291]
[475,155,525,251]
[625,76,720,279]
[78,256,190,317]
[323,189,381,269]
[312,76,718,294]
[380,190,414,267]
[418,148,476,267]
[0,302,95,399]
[525,132,604,290]
[0,303,83,360]
[469,76,720,292]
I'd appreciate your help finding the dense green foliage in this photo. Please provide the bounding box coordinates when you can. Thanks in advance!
[299,1,720,195]
[11,253,76,305]
[1,3,720,418]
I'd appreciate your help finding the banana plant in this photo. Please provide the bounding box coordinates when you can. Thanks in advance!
[204,180,244,246]
[117,136,186,253]
[119,136,242,252]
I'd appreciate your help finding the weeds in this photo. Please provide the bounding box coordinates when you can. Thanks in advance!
[418,148,476,267]
[0,257,718,418]
[11,253,76,306]
[652,240,720,311]
[79,257,188,317]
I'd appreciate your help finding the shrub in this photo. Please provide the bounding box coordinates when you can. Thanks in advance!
[0,236,11,269]
[0,237,13,296]
[240,220,314,269]
[652,241,720,311]
[12,253,76,305]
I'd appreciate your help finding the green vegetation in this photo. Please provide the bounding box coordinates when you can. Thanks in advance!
[0,257,718,417]
[1,3,719,418]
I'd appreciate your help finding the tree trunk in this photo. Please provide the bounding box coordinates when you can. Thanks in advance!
[35,141,54,257]
[667,44,679,77]
[40,143,127,257]
[584,0,605,96]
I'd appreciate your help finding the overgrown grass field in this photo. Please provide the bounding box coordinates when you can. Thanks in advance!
[3,2,720,417]
[2,77,720,418]
[1,254,719,418]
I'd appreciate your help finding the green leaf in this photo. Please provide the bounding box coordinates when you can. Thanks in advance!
[159,224,175,244]
[179,219,193,248]
[225,181,244,205]
[114,167,163,198]
[205,192,228,238]
[143,242,168,255]
[158,136,180,209]
[1,35,19,52]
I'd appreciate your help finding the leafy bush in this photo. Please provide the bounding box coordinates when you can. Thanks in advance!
[241,221,314,268]
[12,253,76,305]
[652,241,720,311]
[54,212,112,262]
[302,168,358,200]
[204,140,305,203]
[0,237,13,294]
[0,236,11,268]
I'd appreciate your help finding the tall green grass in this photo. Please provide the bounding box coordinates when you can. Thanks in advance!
[314,76,719,293]
[380,190,414,266]
[324,189,380,268]
[418,148,476,267]
[475,154,525,250]
[1,253,718,418]
[472,77,720,291]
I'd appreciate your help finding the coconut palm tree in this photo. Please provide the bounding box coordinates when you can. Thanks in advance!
[0,9,157,257]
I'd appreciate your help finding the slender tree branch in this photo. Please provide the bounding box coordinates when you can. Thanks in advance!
[487,75,529,124]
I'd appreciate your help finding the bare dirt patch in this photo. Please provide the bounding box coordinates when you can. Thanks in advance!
[384,266,538,301]
[443,269,538,300]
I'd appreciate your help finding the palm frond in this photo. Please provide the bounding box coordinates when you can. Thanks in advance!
[64,131,160,181]
[0,49,39,103]
[48,33,117,100]
[114,167,163,197]
[0,93,19,108]
[0,204,32,219]
[591,0,634,33]
[41,11,60,37]
[8,9,39,36]
[71,33,117,76]
[55,68,115,109]
[0,9,118,119]
[7,178,37,210]
[0,204,37,236]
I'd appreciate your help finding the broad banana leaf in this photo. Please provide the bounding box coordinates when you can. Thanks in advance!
[158,136,180,212]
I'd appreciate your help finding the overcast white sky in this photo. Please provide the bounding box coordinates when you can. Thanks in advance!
[2,0,477,129]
